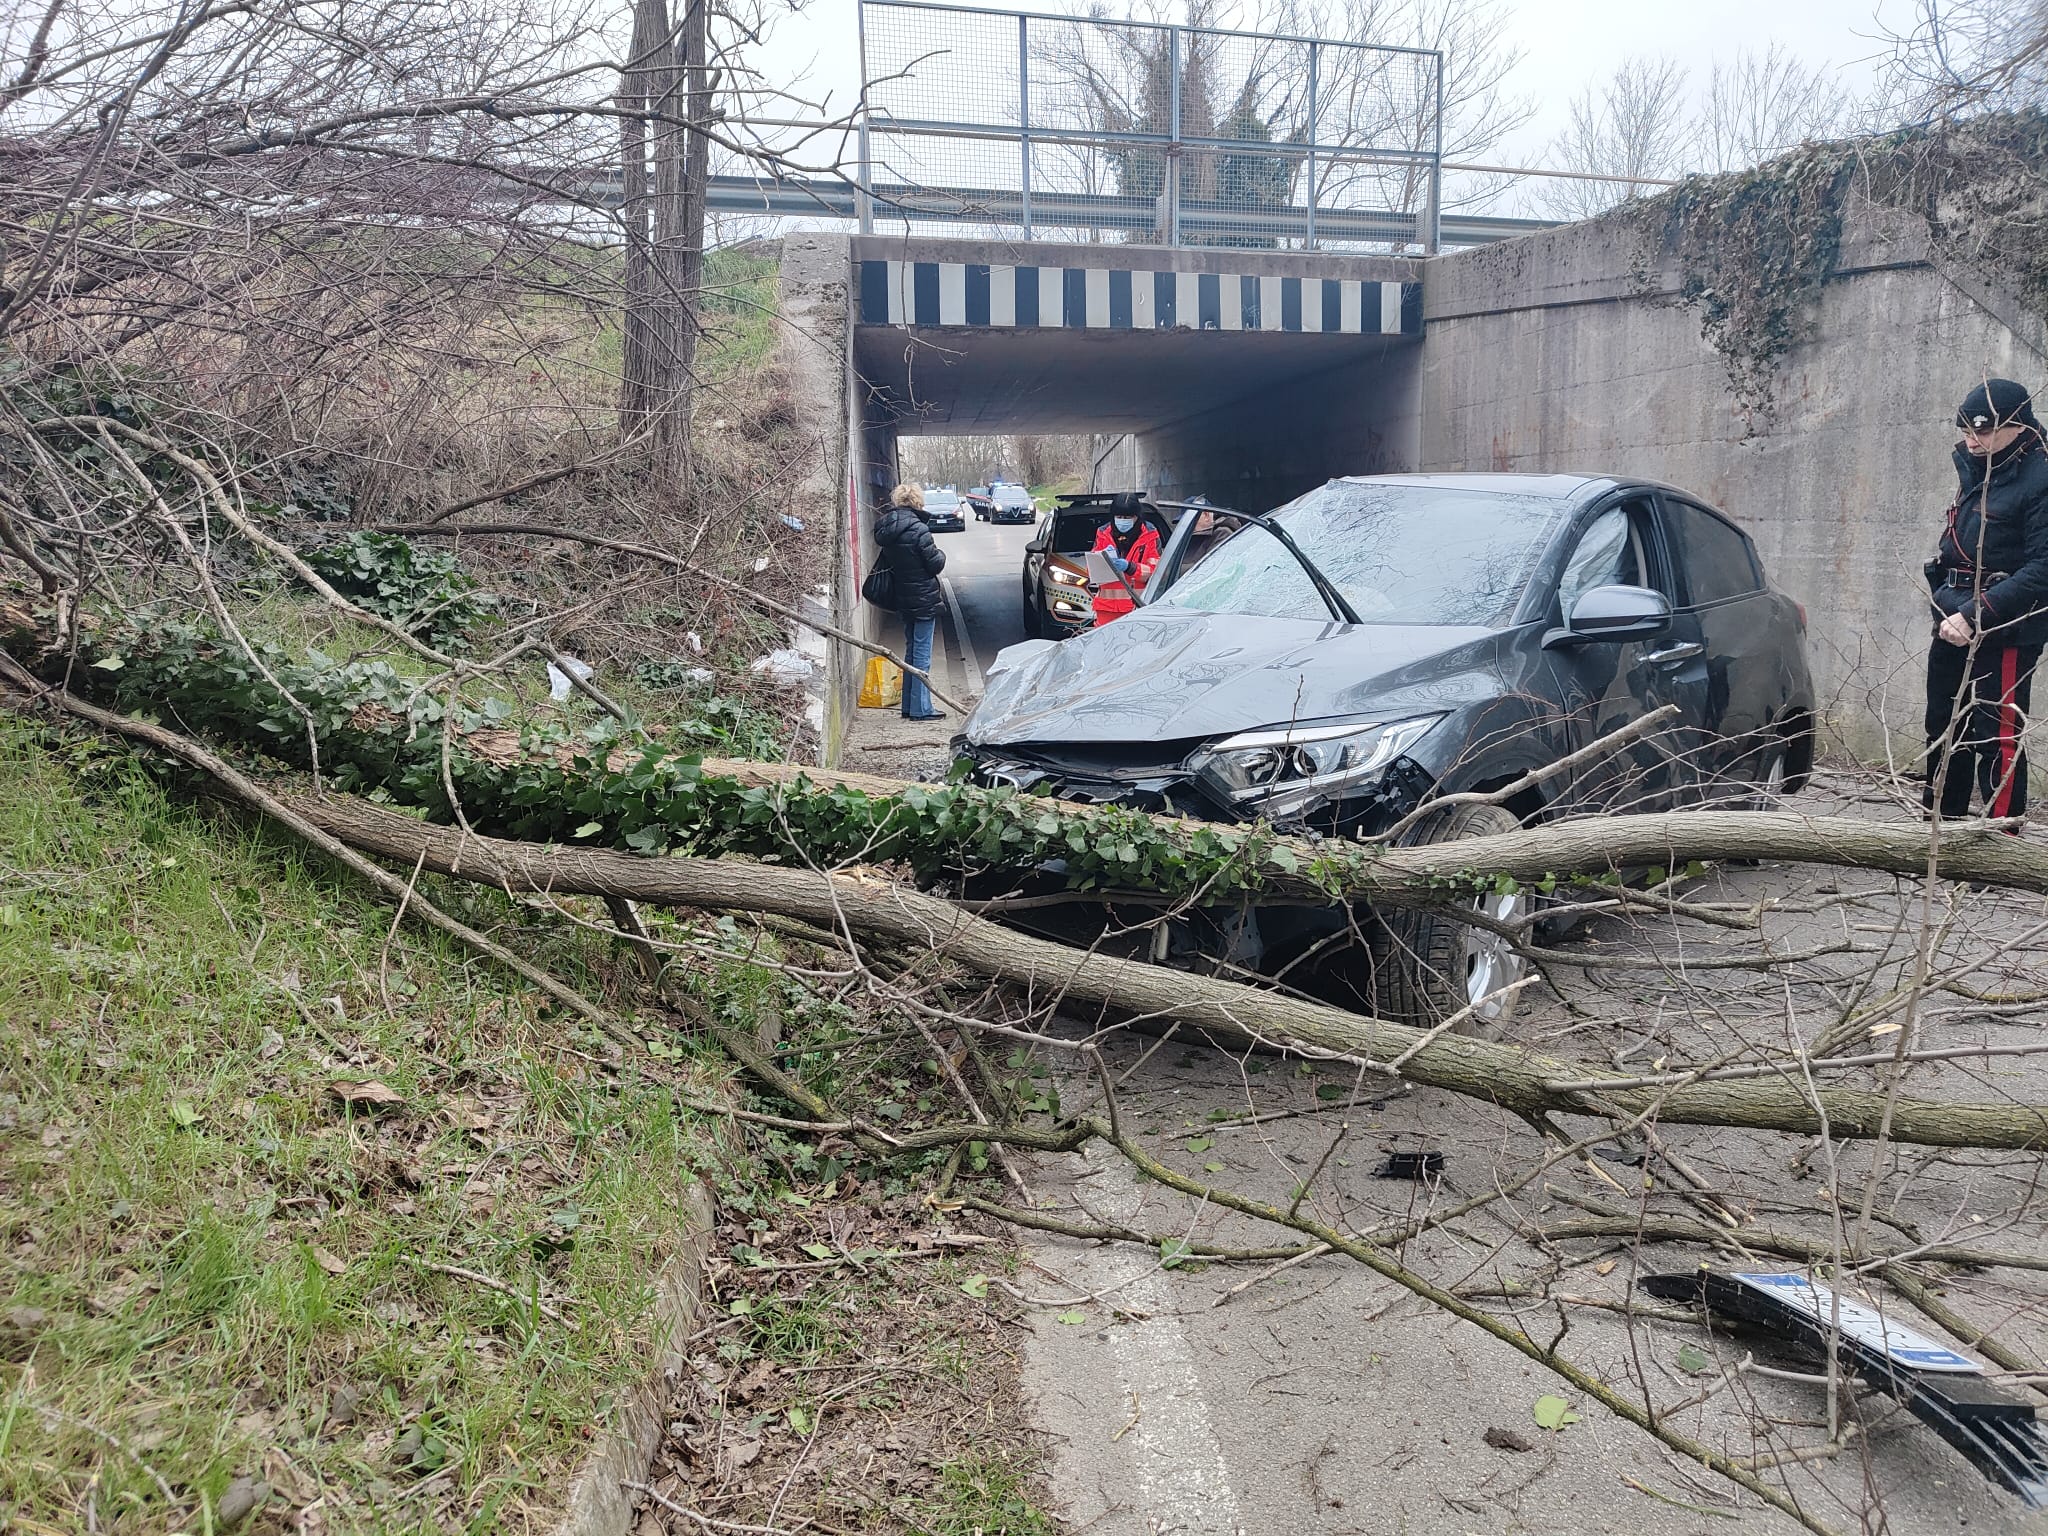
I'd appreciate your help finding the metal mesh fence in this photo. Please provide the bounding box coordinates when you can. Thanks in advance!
[858,0,1442,249]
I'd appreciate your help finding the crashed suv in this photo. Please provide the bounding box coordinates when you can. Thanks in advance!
[956,474,1815,1029]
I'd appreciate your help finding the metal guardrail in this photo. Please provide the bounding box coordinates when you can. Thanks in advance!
[696,174,1545,246]
[855,0,1448,252]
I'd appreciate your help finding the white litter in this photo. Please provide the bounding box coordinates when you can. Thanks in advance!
[752,556,770,573]
[685,631,704,654]
[546,655,594,702]
[749,649,814,687]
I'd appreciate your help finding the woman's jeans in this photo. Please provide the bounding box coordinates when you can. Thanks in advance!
[901,613,936,718]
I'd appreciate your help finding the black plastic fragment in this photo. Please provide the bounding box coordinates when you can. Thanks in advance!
[1376,1150,1444,1180]
[1644,1268,2048,1507]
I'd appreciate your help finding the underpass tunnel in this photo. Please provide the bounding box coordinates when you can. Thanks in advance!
[853,296,1425,516]
[833,236,1424,765]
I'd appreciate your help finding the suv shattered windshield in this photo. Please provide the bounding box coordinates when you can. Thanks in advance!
[1150,481,1567,626]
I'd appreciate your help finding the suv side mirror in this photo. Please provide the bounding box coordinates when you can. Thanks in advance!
[1544,584,1672,649]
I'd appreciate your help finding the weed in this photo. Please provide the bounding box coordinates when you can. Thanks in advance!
[919,1453,1059,1536]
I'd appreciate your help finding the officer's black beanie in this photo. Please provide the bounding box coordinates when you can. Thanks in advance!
[1956,377,2041,432]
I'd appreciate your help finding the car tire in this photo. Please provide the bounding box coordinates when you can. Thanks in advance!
[1022,585,1043,638]
[1372,802,1529,1038]
[1748,739,1789,810]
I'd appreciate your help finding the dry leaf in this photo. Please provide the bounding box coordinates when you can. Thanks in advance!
[328,1080,403,1108]
[1595,1259,1618,1276]
[312,1246,347,1276]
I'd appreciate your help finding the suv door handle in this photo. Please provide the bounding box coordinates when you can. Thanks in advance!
[1642,641,1704,665]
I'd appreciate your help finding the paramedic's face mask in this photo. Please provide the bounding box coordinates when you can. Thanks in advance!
[1113,516,1136,533]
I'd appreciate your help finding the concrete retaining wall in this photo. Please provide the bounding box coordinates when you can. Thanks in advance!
[777,233,867,760]
[1422,198,2048,758]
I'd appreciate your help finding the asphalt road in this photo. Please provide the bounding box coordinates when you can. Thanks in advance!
[935,508,1036,684]
[841,519,2048,1536]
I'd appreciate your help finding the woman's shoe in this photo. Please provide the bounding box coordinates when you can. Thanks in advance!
[905,711,947,722]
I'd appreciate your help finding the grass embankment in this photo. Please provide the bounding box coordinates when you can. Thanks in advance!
[0,718,709,1534]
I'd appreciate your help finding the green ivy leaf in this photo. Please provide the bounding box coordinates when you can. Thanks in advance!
[1676,1344,1711,1375]
[1056,1310,1086,1326]
[960,1274,991,1299]
[572,821,604,839]
[1186,1136,1213,1153]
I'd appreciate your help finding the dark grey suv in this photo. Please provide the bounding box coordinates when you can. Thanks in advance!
[961,473,1815,1030]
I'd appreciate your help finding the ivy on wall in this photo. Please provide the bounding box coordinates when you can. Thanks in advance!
[1625,111,2048,418]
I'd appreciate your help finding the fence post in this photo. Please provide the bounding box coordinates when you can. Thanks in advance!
[1423,50,1444,255]
[856,0,874,234]
[1167,26,1182,247]
[1303,42,1319,250]
[1018,14,1032,240]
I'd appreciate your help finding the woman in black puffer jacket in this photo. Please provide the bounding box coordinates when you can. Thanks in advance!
[873,483,948,721]
[1924,378,2048,821]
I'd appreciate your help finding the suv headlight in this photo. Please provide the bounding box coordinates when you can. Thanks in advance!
[1186,715,1442,812]
[1047,565,1088,588]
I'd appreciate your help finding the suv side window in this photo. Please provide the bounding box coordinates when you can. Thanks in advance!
[1557,503,1649,621]
[1666,500,1762,607]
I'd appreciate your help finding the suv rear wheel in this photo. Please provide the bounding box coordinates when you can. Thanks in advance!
[1372,802,1529,1038]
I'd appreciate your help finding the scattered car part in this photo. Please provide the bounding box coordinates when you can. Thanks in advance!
[1376,1150,1445,1180]
[1642,1268,2048,1507]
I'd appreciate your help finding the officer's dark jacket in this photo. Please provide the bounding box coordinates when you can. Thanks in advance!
[874,505,947,620]
[1929,430,2048,646]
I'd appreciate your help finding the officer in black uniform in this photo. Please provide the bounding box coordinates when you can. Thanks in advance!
[1924,378,2048,821]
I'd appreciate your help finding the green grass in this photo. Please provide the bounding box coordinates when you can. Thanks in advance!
[918,1454,1058,1536]
[0,718,712,1534]
[698,248,782,381]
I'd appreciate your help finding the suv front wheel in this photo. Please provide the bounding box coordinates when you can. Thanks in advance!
[1372,802,1529,1038]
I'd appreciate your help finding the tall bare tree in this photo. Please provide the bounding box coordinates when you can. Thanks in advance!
[1701,44,1852,173]
[1878,0,2048,117]
[1544,54,1694,220]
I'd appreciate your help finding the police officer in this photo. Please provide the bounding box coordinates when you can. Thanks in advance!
[1924,378,2048,821]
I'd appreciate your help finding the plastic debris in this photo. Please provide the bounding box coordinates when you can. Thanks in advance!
[1376,1150,1445,1180]
[546,655,593,702]
[752,556,770,573]
[780,514,805,532]
[749,649,814,686]
[1644,1269,2048,1507]
[685,631,704,654]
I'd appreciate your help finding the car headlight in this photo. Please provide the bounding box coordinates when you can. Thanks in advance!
[1047,565,1088,588]
[1185,715,1442,811]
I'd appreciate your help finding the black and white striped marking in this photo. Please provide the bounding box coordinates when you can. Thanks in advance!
[858,259,1421,335]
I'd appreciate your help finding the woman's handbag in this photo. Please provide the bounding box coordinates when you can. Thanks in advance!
[860,563,896,608]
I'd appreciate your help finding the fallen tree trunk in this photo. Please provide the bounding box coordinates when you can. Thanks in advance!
[13,607,2048,909]
[293,792,2048,1152]
[700,754,2048,898]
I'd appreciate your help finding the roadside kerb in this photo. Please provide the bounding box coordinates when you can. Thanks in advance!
[549,1180,717,1536]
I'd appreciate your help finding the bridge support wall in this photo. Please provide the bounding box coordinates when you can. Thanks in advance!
[1422,199,2048,759]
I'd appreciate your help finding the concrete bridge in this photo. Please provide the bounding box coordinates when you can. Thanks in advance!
[777,209,2047,762]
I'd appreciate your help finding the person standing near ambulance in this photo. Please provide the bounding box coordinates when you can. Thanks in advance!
[1089,494,1161,627]
[1924,378,2048,822]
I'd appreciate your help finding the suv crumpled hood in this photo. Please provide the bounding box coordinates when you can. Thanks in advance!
[967,610,1503,748]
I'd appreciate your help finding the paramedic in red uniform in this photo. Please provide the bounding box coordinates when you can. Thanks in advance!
[1089,495,1161,627]
[1924,378,2048,822]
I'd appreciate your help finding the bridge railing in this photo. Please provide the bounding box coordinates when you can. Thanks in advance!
[855,0,1447,252]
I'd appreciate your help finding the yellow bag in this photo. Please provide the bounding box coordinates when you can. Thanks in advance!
[858,654,903,708]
